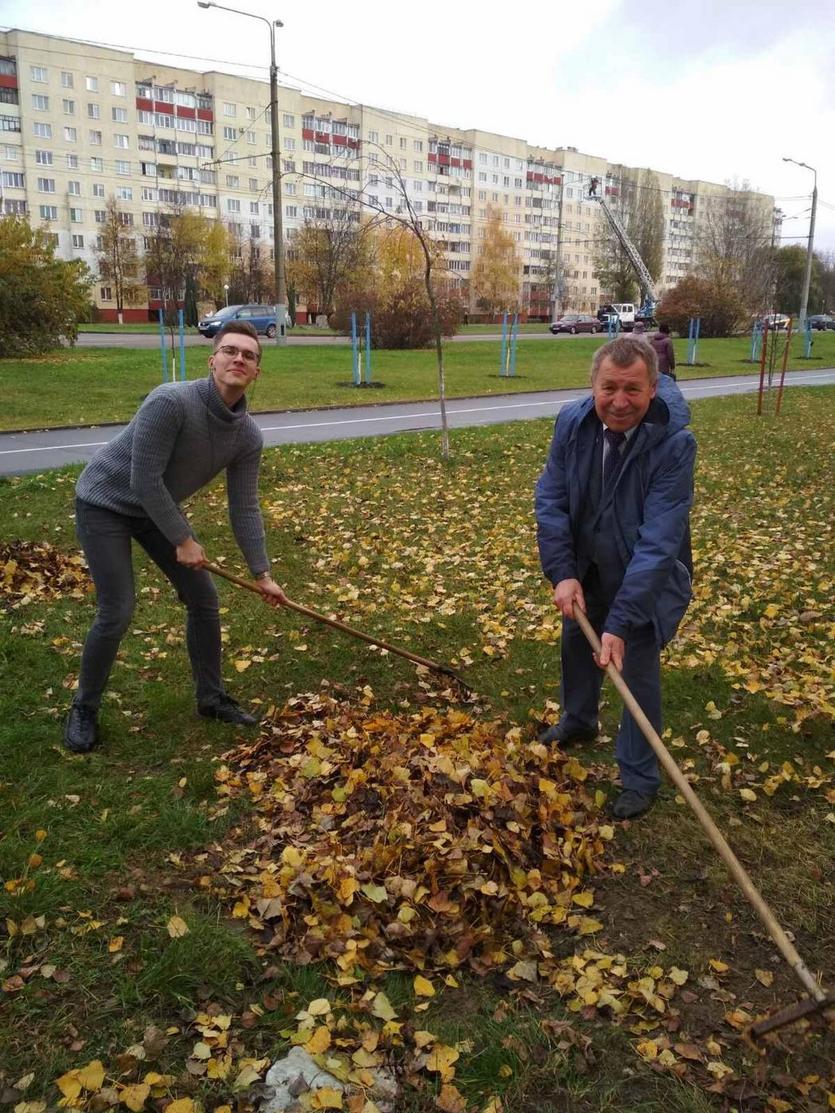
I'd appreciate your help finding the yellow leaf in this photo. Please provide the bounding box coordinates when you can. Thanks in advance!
[120,1083,150,1111]
[669,967,689,986]
[425,1044,459,1082]
[739,788,757,802]
[310,1088,344,1110]
[576,916,603,935]
[77,1061,105,1091]
[360,883,388,903]
[165,1101,198,1113]
[233,658,252,672]
[436,1082,468,1112]
[166,915,189,938]
[55,1073,82,1102]
[371,991,397,1020]
[306,1026,332,1054]
[709,958,729,973]
[108,935,124,953]
[571,891,594,908]
[307,998,331,1016]
[414,975,435,997]
[35,829,47,842]
[755,968,774,987]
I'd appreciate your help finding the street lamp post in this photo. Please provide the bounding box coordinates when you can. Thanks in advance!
[782,157,818,327]
[197,1,287,344]
[223,282,229,307]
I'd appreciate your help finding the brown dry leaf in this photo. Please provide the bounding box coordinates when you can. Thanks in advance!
[436,1082,469,1112]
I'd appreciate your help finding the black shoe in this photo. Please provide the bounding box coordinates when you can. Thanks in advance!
[198,694,259,726]
[64,703,100,753]
[537,720,598,747]
[611,789,656,820]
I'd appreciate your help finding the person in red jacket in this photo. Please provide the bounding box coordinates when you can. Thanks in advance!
[649,323,676,379]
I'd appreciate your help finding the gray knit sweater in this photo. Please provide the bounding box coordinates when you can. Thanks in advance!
[76,373,269,575]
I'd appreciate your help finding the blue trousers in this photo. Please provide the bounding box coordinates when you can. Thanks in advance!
[74,498,224,711]
[560,596,662,796]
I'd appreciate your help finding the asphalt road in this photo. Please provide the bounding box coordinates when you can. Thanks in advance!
[1,370,832,477]
[73,330,572,349]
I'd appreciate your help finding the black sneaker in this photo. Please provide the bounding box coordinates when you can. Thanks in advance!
[611,789,656,820]
[64,703,100,753]
[537,720,598,747]
[198,695,259,726]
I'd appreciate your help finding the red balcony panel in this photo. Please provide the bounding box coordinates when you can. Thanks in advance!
[438,153,449,165]
[153,101,176,114]
[315,130,329,142]
[136,97,153,111]
[450,157,460,167]
[347,137,359,148]
[428,151,437,162]
[534,173,543,182]
[197,108,213,121]
[302,128,315,140]
[333,133,347,145]
[463,159,472,170]
[0,74,18,89]
[176,105,195,119]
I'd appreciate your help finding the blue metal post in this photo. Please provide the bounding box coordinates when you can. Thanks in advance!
[509,313,519,377]
[750,320,762,362]
[350,311,359,386]
[178,309,186,380]
[158,309,167,382]
[803,319,812,358]
[687,317,701,365]
[499,312,508,376]
[365,312,372,384]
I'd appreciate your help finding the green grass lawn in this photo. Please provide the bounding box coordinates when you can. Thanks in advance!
[2,331,832,431]
[0,389,832,1111]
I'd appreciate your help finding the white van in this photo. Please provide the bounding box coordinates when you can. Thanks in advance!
[611,303,636,329]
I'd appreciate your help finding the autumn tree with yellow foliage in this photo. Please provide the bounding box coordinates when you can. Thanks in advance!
[470,205,521,317]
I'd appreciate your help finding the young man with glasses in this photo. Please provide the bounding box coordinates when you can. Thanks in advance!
[64,321,286,754]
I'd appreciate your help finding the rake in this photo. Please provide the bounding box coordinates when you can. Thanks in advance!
[573,606,834,1039]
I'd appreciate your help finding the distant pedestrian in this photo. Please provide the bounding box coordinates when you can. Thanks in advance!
[633,320,646,335]
[650,323,676,379]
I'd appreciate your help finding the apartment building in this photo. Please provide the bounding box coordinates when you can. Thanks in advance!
[0,27,779,321]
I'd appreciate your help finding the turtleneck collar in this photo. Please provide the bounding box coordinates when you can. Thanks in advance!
[199,371,248,423]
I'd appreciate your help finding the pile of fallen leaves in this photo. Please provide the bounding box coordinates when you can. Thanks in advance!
[0,540,90,606]
[201,689,612,979]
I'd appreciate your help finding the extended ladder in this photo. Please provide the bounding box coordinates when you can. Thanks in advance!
[590,192,659,310]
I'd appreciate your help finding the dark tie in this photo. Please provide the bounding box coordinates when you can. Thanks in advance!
[603,429,626,490]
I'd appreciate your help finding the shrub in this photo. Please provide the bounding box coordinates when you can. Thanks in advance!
[657,274,748,338]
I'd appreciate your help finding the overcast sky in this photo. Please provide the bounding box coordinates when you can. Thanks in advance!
[3,0,833,254]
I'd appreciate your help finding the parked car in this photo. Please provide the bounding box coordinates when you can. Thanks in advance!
[549,313,602,335]
[807,314,835,331]
[198,303,278,339]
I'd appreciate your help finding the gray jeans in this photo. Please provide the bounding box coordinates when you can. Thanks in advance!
[74,498,224,710]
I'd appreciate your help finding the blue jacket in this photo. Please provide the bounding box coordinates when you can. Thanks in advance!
[535,374,696,645]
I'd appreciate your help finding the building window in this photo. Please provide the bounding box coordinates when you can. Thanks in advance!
[32,122,52,138]
[32,94,49,111]
[413,139,423,152]
[62,98,75,114]
[72,234,85,248]
[368,129,378,144]
[100,286,113,300]
[94,209,107,222]
[226,174,239,187]
[35,150,53,165]
[69,207,82,222]
[3,199,27,215]
[86,76,98,92]
[89,130,102,145]
[227,198,241,213]
[385,134,392,145]
[248,177,258,191]
[68,180,81,195]
[90,157,104,171]
[285,204,297,217]
[399,137,407,149]
[111,81,126,97]
[223,126,237,141]
[39,204,58,220]
[93,183,105,197]
[112,107,128,123]
[246,130,256,144]
[114,134,129,149]
[66,153,79,168]
[37,177,56,192]
[61,71,74,88]
[223,102,236,117]
[1,171,25,187]
[117,186,132,200]
[87,103,100,119]
[283,113,294,128]
[30,65,48,82]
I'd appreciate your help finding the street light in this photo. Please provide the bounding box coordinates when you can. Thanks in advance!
[782,157,818,327]
[223,282,229,307]
[197,1,287,344]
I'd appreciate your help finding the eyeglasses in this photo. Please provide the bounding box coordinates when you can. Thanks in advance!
[215,344,260,364]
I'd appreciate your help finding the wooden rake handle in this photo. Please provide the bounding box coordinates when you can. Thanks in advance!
[572,606,826,1003]
[203,562,469,688]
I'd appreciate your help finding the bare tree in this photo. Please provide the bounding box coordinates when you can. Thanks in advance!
[697,180,775,313]
[97,197,145,324]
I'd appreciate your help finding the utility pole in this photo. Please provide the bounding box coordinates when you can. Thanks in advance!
[197,1,287,343]
[782,158,817,326]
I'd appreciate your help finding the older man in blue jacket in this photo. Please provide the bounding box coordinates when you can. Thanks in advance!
[535,336,696,819]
